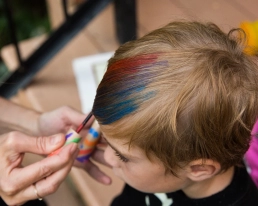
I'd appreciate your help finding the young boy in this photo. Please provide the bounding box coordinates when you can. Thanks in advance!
[92,21,258,206]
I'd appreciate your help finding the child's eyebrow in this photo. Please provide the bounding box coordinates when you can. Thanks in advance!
[104,138,125,155]
[103,137,134,159]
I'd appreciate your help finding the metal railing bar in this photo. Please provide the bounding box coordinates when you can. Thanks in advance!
[2,0,23,68]
[0,0,113,98]
[114,0,137,44]
[62,0,69,19]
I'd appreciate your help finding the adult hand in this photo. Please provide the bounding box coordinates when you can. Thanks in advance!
[37,106,91,136]
[0,132,78,205]
[37,106,112,185]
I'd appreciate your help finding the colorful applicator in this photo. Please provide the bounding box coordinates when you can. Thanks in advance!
[49,112,101,162]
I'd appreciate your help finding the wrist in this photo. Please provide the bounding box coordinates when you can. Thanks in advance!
[25,110,42,136]
[10,109,41,136]
[0,97,42,135]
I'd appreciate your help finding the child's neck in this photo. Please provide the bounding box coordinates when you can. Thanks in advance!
[183,166,235,199]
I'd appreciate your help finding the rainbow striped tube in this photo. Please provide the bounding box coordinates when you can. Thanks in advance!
[76,120,101,162]
[49,128,81,156]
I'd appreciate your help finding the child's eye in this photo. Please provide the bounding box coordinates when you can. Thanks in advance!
[114,151,129,162]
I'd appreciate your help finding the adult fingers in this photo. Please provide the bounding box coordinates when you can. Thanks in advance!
[2,146,79,206]
[61,106,94,129]
[28,146,79,199]
[74,159,112,185]
[10,132,66,155]
[7,143,78,192]
[91,148,112,168]
[73,148,112,184]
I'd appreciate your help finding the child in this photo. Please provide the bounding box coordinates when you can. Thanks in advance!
[92,21,258,206]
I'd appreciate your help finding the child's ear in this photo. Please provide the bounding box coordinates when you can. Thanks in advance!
[186,159,221,181]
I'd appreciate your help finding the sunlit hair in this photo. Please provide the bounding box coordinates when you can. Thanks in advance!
[93,21,258,174]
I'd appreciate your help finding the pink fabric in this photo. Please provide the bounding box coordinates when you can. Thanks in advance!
[245,120,258,187]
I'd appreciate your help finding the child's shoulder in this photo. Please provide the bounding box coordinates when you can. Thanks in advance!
[111,166,258,206]
[169,166,258,205]
[227,166,258,206]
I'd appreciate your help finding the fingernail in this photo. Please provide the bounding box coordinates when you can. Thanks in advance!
[102,176,111,185]
[51,135,61,145]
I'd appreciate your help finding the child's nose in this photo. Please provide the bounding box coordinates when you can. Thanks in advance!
[104,146,119,167]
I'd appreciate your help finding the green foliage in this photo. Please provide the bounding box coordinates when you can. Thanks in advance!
[0,0,50,48]
[0,0,50,80]
[0,61,9,81]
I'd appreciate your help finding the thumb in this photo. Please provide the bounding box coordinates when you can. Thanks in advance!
[16,133,66,155]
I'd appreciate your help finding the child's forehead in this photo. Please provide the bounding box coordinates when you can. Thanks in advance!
[103,131,146,156]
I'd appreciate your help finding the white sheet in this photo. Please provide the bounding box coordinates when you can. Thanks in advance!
[72,52,114,113]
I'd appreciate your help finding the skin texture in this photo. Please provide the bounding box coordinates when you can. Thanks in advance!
[103,135,190,193]
[0,132,78,205]
[0,97,110,205]
[103,132,235,198]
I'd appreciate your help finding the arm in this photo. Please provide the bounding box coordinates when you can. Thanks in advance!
[0,97,39,135]
[0,97,88,136]
[37,106,112,185]
[0,97,111,184]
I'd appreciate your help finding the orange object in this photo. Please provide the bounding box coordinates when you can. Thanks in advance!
[240,21,258,55]
[77,120,101,162]
[49,128,81,156]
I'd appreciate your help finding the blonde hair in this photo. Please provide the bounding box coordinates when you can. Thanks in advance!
[93,21,258,173]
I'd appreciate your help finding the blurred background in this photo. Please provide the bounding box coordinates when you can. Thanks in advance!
[0,0,257,205]
[0,0,50,80]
